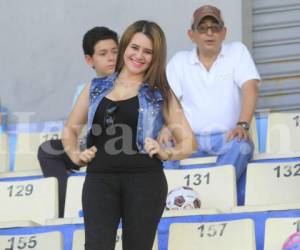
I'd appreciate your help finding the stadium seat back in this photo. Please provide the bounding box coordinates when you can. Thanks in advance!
[168,219,256,250]
[0,177,58,224]
[266,112,300,154]
[14,131,62,171]
[64,176,85,218]
[249,117,259,154]
[0,231,63,250]
[164,165,237,212]
[0,133,9,172]
[264,218,300,250]
[245,161,300,206]
[72,229,158,250]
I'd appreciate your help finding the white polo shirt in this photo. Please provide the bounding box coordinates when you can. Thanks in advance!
[167,41,260,134]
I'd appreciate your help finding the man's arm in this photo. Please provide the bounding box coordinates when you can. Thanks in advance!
[227,79,259,141]
[239,79,259,123]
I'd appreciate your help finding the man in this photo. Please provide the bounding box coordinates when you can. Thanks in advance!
[166,5,260,180]
[38,26,118,217]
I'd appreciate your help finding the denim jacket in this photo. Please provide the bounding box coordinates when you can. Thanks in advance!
[87,73,165,153]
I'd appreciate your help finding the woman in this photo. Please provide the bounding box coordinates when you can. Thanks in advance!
[62,20,197,250]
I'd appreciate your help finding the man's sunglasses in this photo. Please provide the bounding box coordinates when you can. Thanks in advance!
[104,103,118,128]
[196,23,223,34]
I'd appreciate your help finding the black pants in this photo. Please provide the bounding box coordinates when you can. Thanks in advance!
[37,139,80,217]
[82,170,168,250]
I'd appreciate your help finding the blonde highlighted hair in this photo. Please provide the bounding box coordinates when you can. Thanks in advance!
[115,20,171,106]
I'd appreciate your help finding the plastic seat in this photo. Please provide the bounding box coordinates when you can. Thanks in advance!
[0,170,43,179]
[180,156,217,166]
[163,165,237,215]
[266,112,300,154]
[64,176,85,218]
[0,133,9,173]
[14,131,62,171]
[0,231,63,250]
[232,161,300,213]
[264,217,300,250]
[0,177,58,227]
[72,229,158,250]
[168,219,256,250]
[249,116,259,154]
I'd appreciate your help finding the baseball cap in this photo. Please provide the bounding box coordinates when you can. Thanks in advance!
[192,5,224,28]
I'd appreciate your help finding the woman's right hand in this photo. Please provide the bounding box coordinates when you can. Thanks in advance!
[72,146,97,166]
[158,125,175,146]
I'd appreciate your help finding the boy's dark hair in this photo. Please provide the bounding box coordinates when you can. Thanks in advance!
[82,27,118,56]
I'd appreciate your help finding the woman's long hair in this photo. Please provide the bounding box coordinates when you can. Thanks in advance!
[115,20,171,107]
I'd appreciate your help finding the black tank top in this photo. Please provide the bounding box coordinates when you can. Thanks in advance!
[87,96,163,173]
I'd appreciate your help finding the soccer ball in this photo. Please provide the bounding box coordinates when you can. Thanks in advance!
[165,186,201,210]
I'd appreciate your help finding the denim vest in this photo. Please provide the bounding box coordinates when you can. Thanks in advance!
[87,73,165,153]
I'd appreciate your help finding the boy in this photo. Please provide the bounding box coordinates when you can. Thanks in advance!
[38,27,118,218]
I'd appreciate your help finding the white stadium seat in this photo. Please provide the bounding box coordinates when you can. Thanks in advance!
[163,165,237,215]
[253,112,300,160]
[249,117,259,154]
[64,176,85,218]
[232,161,300,213]
[14,131,62,171]
[266,112,300,154]
[180,156,217,166]
[0,231,63,250]
[0,133,9,173]
[0,177,58,227]
[72,230,85,250]
[252,151,300,161]
[264,217,300,250]
[168,219,256,250]
[0,170,43,179]
[72,229,158,250]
